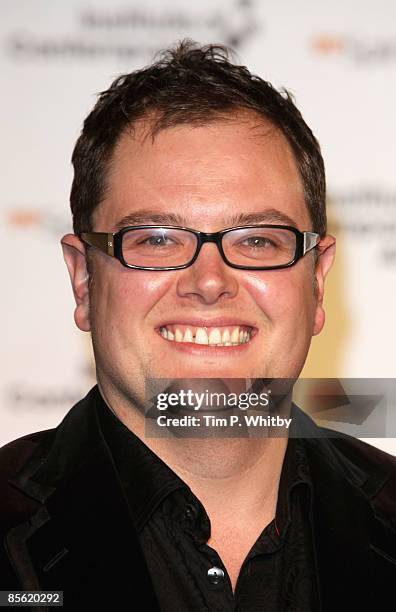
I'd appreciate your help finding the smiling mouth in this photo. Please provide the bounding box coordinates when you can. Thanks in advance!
[156,324,256,347]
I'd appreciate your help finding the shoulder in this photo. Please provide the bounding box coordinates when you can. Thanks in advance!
[312,418,396,476]
[0,429,55,529]
[0,385,101,487]
[329,430,396,470]
[293,403,396,469]
[0,386,102,529]
[293,404,396,504]
[0,429,54,475]
[298,410,396,526]
[320,427,396,513]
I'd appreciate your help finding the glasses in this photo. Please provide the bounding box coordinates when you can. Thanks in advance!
[78,225,320,271]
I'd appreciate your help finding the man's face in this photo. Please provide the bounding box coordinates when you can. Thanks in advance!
[62,114,335,407]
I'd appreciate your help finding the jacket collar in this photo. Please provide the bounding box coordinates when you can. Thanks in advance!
[6,386,396,610]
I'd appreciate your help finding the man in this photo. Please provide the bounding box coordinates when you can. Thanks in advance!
[1,40,395,611]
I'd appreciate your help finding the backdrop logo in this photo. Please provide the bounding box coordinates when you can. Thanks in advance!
[5,0,260,62]
[311,35,346,55]
[328,186,396,265]
[311,34,396,64]
[6,207,71,235]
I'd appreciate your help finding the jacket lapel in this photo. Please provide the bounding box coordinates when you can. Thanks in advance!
[5,387,161,611]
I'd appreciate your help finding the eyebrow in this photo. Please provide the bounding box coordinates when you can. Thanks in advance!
[112,208,298,231]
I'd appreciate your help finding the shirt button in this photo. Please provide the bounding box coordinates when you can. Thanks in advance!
[183,504,196,520]
[207,566,225,584]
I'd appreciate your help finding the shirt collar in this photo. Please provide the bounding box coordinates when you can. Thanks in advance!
[95,389,313,535]
[96,389,187,530]
[274,407,314,537]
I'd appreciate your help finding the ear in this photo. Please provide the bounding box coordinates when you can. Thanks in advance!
[61,233,91,332]
[313,235,336,336]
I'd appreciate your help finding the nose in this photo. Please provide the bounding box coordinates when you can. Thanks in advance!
[176,241,239,305]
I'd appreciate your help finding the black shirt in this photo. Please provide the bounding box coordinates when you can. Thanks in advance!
[95,393,321,611]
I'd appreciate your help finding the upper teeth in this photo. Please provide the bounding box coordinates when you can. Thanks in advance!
[159,325,252,346]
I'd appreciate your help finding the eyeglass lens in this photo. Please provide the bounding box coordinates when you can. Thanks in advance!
[121,227,297,268]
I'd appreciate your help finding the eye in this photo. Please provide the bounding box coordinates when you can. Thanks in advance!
[240,236,276,248]
[133,231,182,249]
[139,235,175,246]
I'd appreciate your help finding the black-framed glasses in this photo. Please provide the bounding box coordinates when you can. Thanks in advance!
[78,225,320,271]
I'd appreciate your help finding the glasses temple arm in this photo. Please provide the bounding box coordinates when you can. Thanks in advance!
[303,232,320,255]
[80,232,115,257]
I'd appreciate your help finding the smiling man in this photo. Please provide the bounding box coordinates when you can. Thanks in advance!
[1,40,396,611]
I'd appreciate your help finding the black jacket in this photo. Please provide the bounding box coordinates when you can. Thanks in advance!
[1,385,396,611]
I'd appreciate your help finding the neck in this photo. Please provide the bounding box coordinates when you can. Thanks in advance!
[160,436,288,521]
[97,378,291,520]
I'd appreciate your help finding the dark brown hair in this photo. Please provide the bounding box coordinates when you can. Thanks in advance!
[70,39,326,236]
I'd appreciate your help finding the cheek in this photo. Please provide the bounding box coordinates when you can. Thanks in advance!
[112,272,175,323]
[117,274,169,298]
[243,269,316,327]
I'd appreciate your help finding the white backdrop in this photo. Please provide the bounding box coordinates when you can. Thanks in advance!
[2,0,396,453]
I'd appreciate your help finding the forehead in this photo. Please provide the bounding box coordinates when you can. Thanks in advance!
[93,113,310,232]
